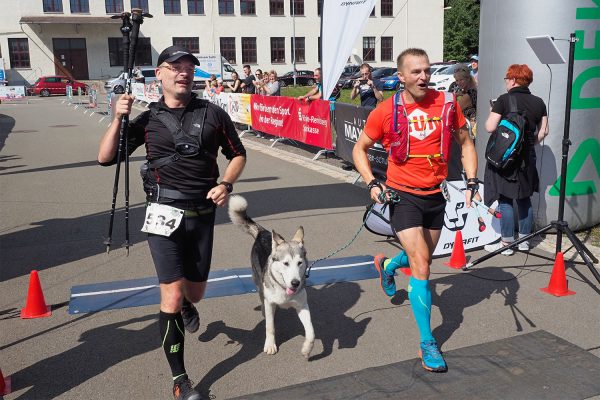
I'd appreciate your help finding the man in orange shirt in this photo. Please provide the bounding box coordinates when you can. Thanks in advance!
[353,48,479,372]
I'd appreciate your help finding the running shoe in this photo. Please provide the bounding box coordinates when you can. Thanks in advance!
[374,254,396,297]
[518,241,530,251]
[484,242,514,256]
[181,300,200,333]
[173,378,202,400]
[419,340,447,372]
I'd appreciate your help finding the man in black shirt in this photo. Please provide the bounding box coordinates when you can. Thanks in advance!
[240,64,255,94]
[98,45,246,400]
[350,63,384,108]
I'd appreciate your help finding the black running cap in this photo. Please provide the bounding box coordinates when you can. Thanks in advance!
[157,46,199,67]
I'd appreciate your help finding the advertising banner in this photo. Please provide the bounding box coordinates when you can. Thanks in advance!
[478,0,600,229]
[251,96,332,149]
[131,82,145,101]
[321,0,376,100]
[0,86,26,101]
[363,181,500,256]
[143,81,162,103]
[227,93,252,125]
[334,102,387,180]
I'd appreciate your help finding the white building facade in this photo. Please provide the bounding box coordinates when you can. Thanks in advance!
[0,0,443,85]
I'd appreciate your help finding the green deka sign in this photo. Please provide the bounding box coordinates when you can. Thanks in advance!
[549,138,600,196]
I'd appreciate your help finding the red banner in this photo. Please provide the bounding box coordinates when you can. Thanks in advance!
[250,95,332,150]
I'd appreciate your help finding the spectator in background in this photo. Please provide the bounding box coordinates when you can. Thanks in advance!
[262,70,281,96]
[253,69,266,94]
[240,65,255,94]
[227,71,242,93]
[215,78,225,94]
[297,68,323,102]
[470,55,479,84]
[350,63,384,108]
[453,65,477,122]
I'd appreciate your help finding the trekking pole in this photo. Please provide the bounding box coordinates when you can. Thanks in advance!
[104,11,132,254]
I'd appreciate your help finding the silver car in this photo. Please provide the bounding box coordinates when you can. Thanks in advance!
[104,67,157,93]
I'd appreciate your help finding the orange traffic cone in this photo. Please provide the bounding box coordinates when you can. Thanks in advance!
[1,368,11,395]
[444,230,466,269]
[20,270,52,319]
[540,252,576,296]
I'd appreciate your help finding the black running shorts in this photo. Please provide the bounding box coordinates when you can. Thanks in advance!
[147,205,216,283]
[389,190,446,232]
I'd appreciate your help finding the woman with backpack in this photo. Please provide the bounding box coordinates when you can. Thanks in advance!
[483,64,549,255]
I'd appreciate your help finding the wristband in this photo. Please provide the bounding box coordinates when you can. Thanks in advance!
[219,181,233,193]
[367,179,383,192]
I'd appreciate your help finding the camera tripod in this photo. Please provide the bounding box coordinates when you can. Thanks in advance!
[464,33,600,286]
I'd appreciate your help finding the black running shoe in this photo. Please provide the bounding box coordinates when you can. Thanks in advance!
[173,378,201,400]
[181,300,199,333]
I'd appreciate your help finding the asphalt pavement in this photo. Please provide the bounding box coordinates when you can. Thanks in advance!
[1,96,599,399]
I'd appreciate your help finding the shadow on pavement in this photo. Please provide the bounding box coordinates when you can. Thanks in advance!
[1,183,368,281]
[196,282,370,398]
[9,314,158,399]
[0,156,146,176]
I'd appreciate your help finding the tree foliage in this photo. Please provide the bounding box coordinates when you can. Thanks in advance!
[443,0,480,61]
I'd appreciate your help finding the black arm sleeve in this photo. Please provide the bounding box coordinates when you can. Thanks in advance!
[213,106,246,160]
[99,111,149,166]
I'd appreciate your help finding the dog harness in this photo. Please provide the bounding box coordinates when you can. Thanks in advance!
[388,90,456,166]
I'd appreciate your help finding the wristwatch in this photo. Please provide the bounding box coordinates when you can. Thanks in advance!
[219,181,233,193]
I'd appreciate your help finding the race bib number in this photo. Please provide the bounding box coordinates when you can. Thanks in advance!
[141,203,184,237]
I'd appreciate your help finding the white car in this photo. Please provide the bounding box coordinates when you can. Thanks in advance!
[428,63,464,92]
[104,67,157,93]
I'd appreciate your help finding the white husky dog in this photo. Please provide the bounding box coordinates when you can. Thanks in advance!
[228,195,315,357]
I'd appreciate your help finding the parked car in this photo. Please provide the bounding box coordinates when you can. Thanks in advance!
[339,66,397,88]
[428,63,465,92]
[379,74,403,91]
[104,66,157,93]
[30,76,88,97]
[277,70,316,87]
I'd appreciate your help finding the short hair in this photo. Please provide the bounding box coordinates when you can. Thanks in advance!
[396,48,429,69]
[506,64,533,87]
[269,70,278,78]
[314,67,321,74]
[243,64,251,69]
[453,64,473,82]
[360,63,372,71]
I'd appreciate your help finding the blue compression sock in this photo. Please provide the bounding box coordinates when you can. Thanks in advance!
[383,250,409,273]
[408,277,434,343]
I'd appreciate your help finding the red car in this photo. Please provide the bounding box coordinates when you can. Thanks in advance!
[31,76,88,97]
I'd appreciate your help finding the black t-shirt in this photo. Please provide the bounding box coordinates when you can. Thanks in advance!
[492,86,547,163]
[242,74,255,94]
[103,95,246,195]
[358,80,383,108]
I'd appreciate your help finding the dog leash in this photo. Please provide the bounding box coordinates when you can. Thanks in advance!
[305,190,401,278]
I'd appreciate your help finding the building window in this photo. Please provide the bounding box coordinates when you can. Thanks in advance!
[381,0,392,16]
[105,0,124,13]
[270,0,284,15]
[241,37,257,64]
[109,37,152,66]
[317,0,323,16]
[270,37,285,63]
[220,37,236,64]
[218,0,234,14]
[291,37,305,63]
[164,0,181,14]
[8,38,31,69]
[173,37,199,53]
[240,0,255,15]
[43,0,63,12]
[363,36,375,61]
[381,36,393,61]
[317,36,321,62]
[290,0,303,16]
[70,0,89,13]
[187,0,203,14]
[131,0,149,13]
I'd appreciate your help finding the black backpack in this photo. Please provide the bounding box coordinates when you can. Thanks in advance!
[485,95,527,170]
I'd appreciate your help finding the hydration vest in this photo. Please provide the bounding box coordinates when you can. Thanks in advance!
[388,91,456,164]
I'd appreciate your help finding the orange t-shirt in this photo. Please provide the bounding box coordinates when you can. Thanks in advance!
[364,89,466,195]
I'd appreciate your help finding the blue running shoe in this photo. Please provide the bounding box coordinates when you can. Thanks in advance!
[374,254,396,297]
[419,340,447,372]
